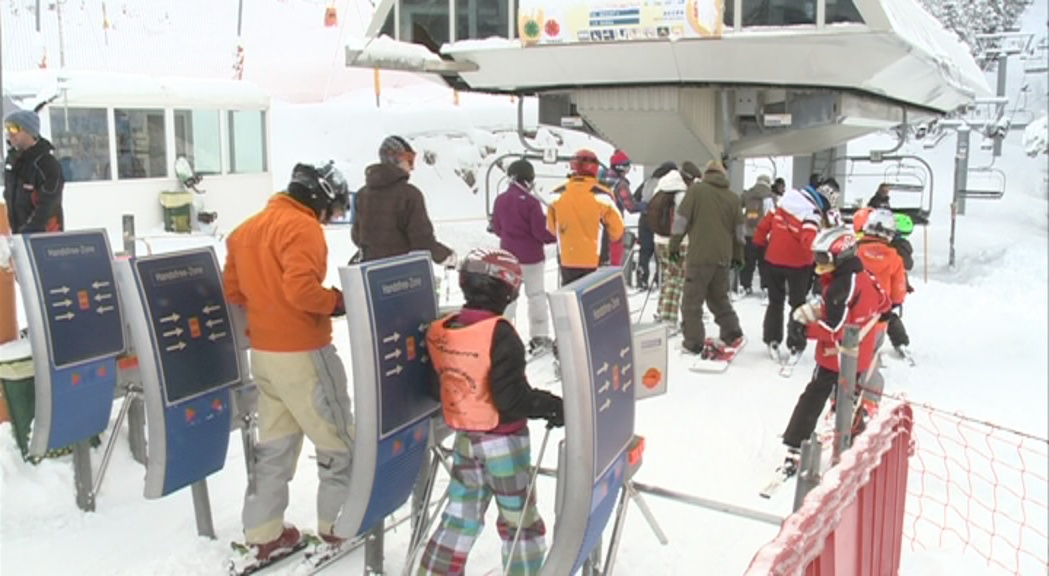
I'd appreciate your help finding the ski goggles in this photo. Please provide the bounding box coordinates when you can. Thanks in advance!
[4,123,21,134]
[814,251,834,267]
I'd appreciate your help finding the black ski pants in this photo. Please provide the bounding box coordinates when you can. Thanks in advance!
[637,219,656,286]
[763,263,813,352]
[782,366,856,449]
[740,237,767,291]
[887,310,910,348]
[561,266,596,286]
[681,263,742,352]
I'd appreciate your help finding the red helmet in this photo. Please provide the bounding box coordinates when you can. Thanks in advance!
[570,149,600,178]
[610,149,630,172]
[852,207,872,234]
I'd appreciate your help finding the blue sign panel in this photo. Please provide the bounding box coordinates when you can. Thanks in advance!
[26,232,125,368]
[160,388,232,495]
[357,419,431,536]
[364,259,440,437]
[579,274,635,481]
[573,453,627,575]
[134,252,239,405]
[47,358,118,450]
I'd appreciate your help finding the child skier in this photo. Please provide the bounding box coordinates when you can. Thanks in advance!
[419,247,564,576]
[778,227,890,477]
[887,213,916,353]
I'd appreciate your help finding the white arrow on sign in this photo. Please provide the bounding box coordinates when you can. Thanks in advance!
[51,298,72,308]
[205,318,225,329]
[92,280,111,290]
[163,327,184,338]
[621,363,632,375]
[208,331,228,342]
[599,398,611,412]
[160,313,181,324]
[385,365,403,377]
[597,380,610,394]
[596,362,609,376]
[620,346,630,358]
[94,293,113,302]
[384,348,402,361]
[54,311,75,321]
[48,286,70,295]
[202,304,221,315]
[623,379,633,392]
[166,341,187,352]
[96,305,114,314]
[382,332,401,344]
[418,322,429,333]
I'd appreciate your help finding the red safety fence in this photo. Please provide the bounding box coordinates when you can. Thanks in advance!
[744,402,915,576]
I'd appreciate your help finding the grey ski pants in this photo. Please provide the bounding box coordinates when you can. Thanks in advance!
[243,345,355,544]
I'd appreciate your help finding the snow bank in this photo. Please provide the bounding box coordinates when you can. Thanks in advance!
[1024,114,1048,157]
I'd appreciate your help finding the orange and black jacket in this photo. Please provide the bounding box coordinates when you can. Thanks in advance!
[857,237,907,305]
[427,308,560,434]
[224,193,341,352]
[547,176,625,269]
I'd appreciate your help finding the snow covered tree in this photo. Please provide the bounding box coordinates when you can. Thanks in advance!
[918,0,1030,64]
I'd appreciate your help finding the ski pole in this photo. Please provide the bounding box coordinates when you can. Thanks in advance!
[443,266,451,304]
[504,425,552,576]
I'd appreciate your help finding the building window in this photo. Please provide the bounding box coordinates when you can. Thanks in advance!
[114,108,167,179]
[741,0,817,27]
[48,108,111,182]
[456,0,509,41]
[826,0,864,24]
[228,110,267,174]
[174,110,222,175]
[400,0,450,47]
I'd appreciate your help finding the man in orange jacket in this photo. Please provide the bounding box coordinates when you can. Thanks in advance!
[224,161,354,566]
[547,149,625,285]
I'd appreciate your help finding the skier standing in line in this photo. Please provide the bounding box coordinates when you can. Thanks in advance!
[777,226,890,476]
[739,174,775,297]
[886,212,916,354]
[224,162,354,565]
[650,168,690,334]
[418,248,564,576]
[547,149,625,285]
[490,158,558,356]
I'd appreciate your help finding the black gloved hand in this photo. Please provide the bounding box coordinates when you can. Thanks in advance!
[544,398,565,429]
[532,391,564,428]
[331,289,346,317]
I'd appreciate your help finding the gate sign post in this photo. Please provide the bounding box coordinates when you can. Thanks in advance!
[113,248,240,498]
[335,252,440,538]
[544,268,635,576]
[10,231,125,457]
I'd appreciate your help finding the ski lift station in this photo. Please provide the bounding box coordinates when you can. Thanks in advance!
[350,0,992,205]
[3,71,272,242]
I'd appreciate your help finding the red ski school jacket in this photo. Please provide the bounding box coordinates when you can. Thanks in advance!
[809,257,891,373]
[753,187,827,269]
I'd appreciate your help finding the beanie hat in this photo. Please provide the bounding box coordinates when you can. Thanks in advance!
[704,159,727,175]
[756,174,772,187]
[681,161,702,182]
[5,110,40,138]
[610,149,630,170]
[379,135,414,166]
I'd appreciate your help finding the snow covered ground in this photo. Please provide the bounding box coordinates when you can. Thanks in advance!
[1,2,1047,575]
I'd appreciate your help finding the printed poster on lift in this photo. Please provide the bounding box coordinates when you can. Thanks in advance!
[517,0,726,46]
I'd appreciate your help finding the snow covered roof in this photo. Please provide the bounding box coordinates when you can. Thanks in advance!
[3,70,270,110]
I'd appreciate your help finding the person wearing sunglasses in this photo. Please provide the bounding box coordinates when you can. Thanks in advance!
[3,110,65,234]
[351,135,455,268]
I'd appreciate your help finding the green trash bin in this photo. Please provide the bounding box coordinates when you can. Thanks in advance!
[0,342,36,460]
[159,191,194,233]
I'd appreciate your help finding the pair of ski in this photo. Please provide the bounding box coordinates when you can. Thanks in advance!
[228,533,359,576]
[769,343,803,378]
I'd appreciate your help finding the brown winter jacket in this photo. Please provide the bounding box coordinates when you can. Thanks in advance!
[223,194,340,352]
[669,171,744,267]
[351,163,452,263]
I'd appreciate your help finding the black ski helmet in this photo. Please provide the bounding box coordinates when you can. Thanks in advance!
[459,248,523,313]
[288,161,349,220]
[506,158,535,184]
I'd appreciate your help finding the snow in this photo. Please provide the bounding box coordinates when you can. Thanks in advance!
[1025,114,1048,157]
[346,35,443,68]
[1,2,1047,575]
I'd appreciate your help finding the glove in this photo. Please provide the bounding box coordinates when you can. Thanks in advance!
[440,251,458,270]
[792,302,822,324]
[486,218,495,234]
[532,391,564,428]
[331,288,346,317]
[0,237,11,271]
[906,282,915,294]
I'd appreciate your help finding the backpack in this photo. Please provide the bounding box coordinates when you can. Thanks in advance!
[744,194,766,229]
[645,190,677,236]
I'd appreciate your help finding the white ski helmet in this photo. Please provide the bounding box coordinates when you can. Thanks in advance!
[863,208,897,240]
[811,226,857,273]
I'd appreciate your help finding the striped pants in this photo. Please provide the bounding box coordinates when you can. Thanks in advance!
[418,428,546,576]
[655,243,687,323]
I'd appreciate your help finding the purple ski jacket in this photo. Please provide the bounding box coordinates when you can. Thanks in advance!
[490,182,556,265]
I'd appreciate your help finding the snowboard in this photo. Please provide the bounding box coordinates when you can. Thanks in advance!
[689,336,747,373]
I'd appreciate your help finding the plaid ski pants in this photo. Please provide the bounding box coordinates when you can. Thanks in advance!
[418,428,546,576]
[656,243,687,323]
